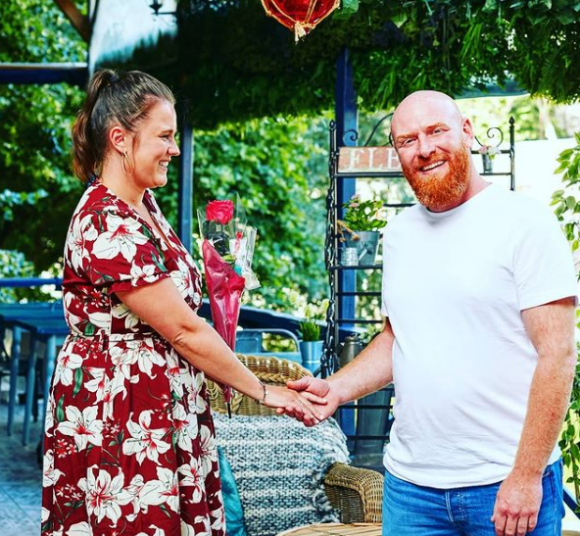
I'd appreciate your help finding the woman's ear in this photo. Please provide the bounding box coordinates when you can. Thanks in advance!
[108,125,129,155]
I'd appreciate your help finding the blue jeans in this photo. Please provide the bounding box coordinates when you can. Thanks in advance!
[382,461,565,536]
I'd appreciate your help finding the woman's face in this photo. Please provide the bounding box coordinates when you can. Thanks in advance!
[129,99,180,189]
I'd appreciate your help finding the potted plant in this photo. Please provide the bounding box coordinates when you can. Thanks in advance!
[298,318,324,374]
[338,194,387,265]
[478,144,500,174]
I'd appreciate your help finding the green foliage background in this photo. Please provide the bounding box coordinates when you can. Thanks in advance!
[0,0,86,280]
[0,0,331,311]
[119,0,580,129]
[3,0,580,313]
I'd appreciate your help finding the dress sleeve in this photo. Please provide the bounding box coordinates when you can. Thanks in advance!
[78,206,171,293]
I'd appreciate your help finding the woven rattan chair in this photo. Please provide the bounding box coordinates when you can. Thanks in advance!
[207,354,384,523]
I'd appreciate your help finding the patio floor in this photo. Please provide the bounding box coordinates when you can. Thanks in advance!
[0,401,43,536]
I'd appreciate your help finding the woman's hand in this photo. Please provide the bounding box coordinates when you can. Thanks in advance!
[262,385,326,427]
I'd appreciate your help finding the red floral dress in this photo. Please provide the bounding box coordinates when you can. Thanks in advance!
[41,183,226,536]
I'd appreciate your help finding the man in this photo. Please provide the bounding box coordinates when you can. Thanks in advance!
[287,91,578,536]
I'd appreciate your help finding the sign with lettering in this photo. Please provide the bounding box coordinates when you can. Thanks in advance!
[338,147,402,173]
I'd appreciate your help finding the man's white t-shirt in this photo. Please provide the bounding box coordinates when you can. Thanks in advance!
[381,183,577,488]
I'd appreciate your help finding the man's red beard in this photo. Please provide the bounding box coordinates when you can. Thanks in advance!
[403,145,470,211]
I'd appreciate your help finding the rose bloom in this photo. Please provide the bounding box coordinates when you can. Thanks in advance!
[206,200,234,225]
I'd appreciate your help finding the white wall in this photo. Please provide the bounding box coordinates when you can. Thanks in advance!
[89,0,177,72]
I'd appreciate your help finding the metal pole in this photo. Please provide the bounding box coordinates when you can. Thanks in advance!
[335,47,358,441]
[335,47,358,333]
[178,100,194,253]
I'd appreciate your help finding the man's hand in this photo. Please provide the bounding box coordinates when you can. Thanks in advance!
[491,472,543,536]
[278,377,340,425]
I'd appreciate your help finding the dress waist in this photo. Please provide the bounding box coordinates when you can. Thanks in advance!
[68,331,161,342]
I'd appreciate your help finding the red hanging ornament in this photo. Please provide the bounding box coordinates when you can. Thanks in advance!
[260,0,341,41]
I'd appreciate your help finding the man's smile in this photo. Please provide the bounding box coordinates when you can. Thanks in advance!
[420,160,446,172]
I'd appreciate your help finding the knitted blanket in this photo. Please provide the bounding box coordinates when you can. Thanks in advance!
[213,414,350,536]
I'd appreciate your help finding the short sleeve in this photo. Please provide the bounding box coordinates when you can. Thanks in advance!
[381,230,390,317]
[513,207,578,310]
[77,207,171,293]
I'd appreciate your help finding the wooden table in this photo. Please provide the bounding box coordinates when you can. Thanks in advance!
[278,524,381,536]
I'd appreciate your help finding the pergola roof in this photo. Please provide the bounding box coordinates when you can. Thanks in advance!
[0,62,87,85]
[94,0,580,129]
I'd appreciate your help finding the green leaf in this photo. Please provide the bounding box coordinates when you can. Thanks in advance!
[73,367,83,397]
[337,0,359,16]
[482,0,498,12]
[56,395,65,423]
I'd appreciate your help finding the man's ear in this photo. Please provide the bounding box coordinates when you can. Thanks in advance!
[462,117,475,148]
[108,125,129,155]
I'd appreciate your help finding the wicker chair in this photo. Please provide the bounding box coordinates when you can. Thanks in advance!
[207,354,384,523]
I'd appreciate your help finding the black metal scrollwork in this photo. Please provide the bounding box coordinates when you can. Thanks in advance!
[474,126,504,149]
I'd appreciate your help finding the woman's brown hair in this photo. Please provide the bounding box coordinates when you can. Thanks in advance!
[71,69,175,183]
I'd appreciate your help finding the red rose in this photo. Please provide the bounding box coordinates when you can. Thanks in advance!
[206,200,234,225]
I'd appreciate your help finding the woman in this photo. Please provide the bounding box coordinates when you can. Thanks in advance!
[41,69,321,536]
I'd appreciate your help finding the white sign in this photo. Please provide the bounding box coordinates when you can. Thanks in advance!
[338,147,402,173]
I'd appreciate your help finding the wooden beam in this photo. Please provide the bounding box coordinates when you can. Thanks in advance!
[53,0,90,43]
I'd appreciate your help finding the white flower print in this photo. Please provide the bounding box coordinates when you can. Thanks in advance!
[123,410,171,465]
[166,368,183,399]
[181,520,196,536]
[84,367,125,421]
[84,367,106,400]
[53,349,83,387]
[181,519,211,536]
[130,263,159,286]
[170,258,192,297]
[109,342,138,381]
[178,459,204,504]
[120,473,145,517]
[44,391,55,438]
[172,403,198,452]
[56,406,103,451]
[136,527,166,536]
[136,338,166,378]
[67,213,97,272]
[43,449,64,487]
[41,507,50,523]
[66,522,91,536]
[86,311,111,330]
[78,466,132,525]
[186,371,208,415]
[192,515,212,536]
[112,301,140,330]
[210,507,226,532]
[192,291,201,306]
[92,213,149,262]
[139,467,180,514]
[198,425,218,478]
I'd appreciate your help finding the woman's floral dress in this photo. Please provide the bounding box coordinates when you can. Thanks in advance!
[41,183,226,536]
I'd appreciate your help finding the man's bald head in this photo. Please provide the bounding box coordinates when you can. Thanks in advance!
[391,91,464,140]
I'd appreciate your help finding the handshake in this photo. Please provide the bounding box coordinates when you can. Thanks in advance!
[261,376,341,427]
